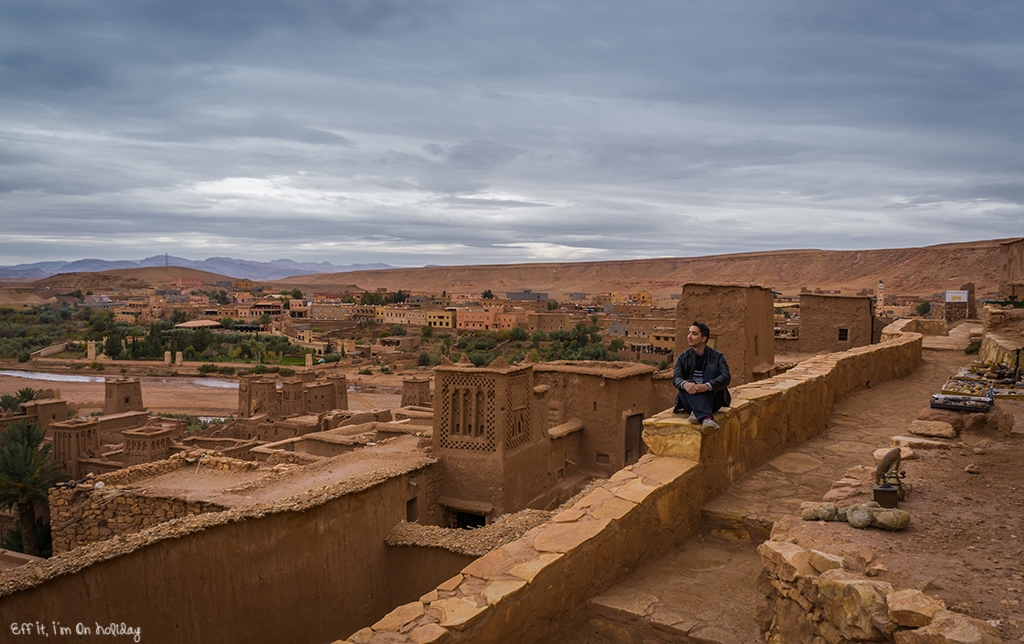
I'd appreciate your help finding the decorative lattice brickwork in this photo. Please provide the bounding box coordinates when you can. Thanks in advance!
[439,373,496,451]
[506,372,531,451]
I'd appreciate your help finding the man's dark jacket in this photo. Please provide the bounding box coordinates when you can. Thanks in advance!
[672,346,732,412]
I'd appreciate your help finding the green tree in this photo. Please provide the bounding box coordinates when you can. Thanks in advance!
[0,421,65,556]
[481,289,495,299]
[391,325,407,336]
[421,325,434,338]
[546,300,559,310]
[509,327,529,341]
[104,333,123,359]
[258,313,273,327]
[220,317,236,328]
[915,302,932,317]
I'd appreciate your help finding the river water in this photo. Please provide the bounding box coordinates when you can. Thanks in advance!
[0,369,239,390]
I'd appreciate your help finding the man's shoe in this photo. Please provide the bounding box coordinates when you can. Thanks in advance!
[688,412,700,425]
[701,417,720,433]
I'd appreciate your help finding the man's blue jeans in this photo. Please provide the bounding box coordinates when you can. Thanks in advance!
[674,389,714,419]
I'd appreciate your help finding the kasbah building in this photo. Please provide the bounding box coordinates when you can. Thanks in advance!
[1,238,1023,643]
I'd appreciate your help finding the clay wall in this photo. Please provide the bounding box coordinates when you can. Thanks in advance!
[8,463,442,644]
[343,455,704,644]
[0,398,67,433]
[797,294,874,354]
[675,283,774,385]
[533,365,663,477]
[999,238,1024,299]
[103,378,143,415]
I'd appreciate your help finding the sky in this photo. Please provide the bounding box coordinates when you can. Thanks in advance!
[1,0,1022,267]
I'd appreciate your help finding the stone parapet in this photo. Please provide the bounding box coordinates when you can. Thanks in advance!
[642,331,923,500]
[340,454,703,644]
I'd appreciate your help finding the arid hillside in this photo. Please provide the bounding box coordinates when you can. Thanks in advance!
[11,238,1011,300]
[28,266,235,291]
[272,239,1010,298]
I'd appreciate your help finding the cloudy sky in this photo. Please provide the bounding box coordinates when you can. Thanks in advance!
[1,1,1022,267]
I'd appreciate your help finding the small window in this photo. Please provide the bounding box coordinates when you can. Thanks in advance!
[406,497,419,523]
[596,452,610,464]
[838,328,849,341]
[557,468,564,480]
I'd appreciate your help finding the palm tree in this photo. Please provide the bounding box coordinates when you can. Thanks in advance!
[0,420,65,556]
[1,388,39,413]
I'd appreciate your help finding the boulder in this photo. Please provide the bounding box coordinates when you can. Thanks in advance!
[824,486,864,503]
[892,610,1001,644]
[817,569,893,641]
[891,436,952,450]
[887,589,946,628]
[758,540,816,582]
[871,508,911,531]
[963,413,988,432]
[916,407,964,431]
[908,420,957,439]
[809,549,845,573]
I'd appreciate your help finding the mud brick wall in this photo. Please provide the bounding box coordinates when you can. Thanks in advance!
[340,455,704,644]
[49,454,258,553]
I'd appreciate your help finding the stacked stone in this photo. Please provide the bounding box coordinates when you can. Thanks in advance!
[50,484,228,553]
[50,451,260,553]
[756,539,1001,643]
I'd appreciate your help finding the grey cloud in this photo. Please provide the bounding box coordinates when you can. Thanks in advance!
[1,1,1022,267]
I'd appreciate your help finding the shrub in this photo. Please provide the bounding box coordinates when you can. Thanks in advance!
[358,368,373,375]
[278,368,295,377]
[197,363,219,374]
[89,361,103,371]
[218,366,235,375]
[418,351,432,366]
[380,366,390,374]
[323,353,342,363]
[16,350,30,363]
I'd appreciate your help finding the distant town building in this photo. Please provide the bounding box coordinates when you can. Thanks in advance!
[506,289,548,302]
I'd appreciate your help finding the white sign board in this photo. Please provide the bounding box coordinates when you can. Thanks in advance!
[945,290,969,303]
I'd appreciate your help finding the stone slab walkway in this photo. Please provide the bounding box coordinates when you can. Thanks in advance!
[568,346,974,644]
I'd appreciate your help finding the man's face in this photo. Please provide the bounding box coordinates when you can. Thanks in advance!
[687,325,706,348]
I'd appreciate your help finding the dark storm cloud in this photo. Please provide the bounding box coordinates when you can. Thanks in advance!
[1,1,1022,266]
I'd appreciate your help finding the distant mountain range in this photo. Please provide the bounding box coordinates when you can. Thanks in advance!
[0,256,393,281]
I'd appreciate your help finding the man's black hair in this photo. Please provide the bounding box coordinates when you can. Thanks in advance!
[691,321,710,340]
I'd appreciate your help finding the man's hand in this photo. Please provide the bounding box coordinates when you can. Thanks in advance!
[683,381,707,395]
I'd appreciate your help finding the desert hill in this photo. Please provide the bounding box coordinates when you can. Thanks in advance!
[29,266,234,291]
[272,239,1011,299]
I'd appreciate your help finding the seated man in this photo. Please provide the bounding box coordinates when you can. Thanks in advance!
[673,321,731,432]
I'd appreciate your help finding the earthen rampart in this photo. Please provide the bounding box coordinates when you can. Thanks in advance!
[339,329,923,643]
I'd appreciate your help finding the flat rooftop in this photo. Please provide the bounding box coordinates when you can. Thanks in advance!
[128,434,429,508]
